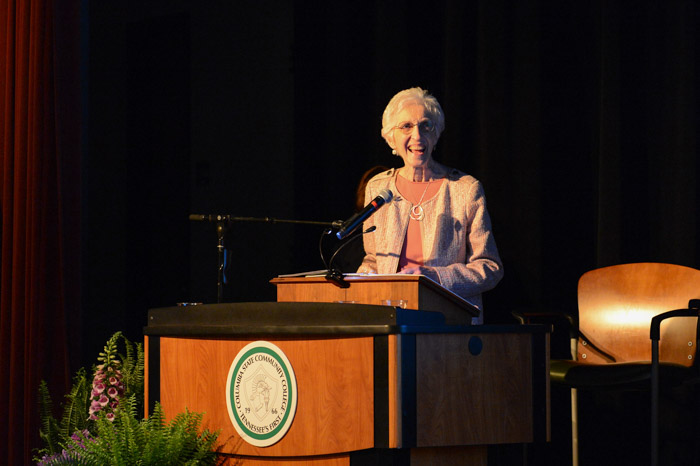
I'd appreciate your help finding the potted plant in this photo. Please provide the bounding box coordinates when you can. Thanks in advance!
[35,332,223,465]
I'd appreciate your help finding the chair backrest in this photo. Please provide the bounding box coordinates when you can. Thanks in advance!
[577,263,700,366]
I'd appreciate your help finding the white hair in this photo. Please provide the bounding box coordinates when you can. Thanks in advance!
[380,87,445,143]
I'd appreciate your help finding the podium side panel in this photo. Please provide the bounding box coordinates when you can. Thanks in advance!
[415,333,535,445]
[158,336,374,457]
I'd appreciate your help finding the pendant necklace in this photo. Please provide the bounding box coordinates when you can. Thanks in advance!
[410,180,432,221]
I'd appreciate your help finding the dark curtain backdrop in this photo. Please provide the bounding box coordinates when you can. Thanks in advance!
[1,0,698,464]
[292,0,698,319]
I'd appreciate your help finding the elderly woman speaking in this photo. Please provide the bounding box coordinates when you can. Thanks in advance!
[357,87,503,323]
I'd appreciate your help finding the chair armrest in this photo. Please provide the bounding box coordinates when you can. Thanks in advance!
[649,299,700,341]
[511,310,620,362]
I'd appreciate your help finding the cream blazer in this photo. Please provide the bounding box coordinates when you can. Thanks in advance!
[357,167,503,323]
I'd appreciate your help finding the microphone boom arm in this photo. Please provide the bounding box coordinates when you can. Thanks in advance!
[190,213,338,302]
[189,214,336,227]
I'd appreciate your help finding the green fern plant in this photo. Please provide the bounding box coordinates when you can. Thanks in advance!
[62,397,221,465]
[37,397,221,465]
[35,332,222,465]
[37,367,91,458]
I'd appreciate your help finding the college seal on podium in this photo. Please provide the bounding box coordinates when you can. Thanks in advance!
[226,341,298,447]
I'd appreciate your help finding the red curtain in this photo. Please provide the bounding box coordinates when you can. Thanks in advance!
[1,0,80,464]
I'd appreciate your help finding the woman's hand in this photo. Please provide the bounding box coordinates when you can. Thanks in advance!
[399,265,440,283]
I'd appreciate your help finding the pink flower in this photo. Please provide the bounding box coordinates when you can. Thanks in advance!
[89,401,102,415]
[87,347,129,422]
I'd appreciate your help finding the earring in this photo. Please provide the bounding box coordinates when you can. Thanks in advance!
[392,149,397,155]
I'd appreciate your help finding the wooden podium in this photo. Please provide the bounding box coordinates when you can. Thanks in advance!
[271,274,479,325]
[144,277,549,465]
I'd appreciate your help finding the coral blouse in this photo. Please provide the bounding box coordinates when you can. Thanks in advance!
[395,175,444,271]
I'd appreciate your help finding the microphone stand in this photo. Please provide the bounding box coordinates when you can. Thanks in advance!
[324,226,376,289]
[190,214,337,303]
[215,220,227,303]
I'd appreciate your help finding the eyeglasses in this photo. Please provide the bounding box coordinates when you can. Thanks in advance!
[394,120,436,135]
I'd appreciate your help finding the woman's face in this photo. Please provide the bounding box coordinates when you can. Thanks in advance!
[388,103,439,169]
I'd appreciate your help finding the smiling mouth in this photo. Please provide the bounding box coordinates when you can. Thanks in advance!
[409,145,426,154]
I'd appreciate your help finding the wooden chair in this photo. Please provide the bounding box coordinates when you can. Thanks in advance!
[517,263,700,466]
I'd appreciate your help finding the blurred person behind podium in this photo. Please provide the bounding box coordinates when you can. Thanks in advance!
[357,87,503,323]
[333,165,389,273]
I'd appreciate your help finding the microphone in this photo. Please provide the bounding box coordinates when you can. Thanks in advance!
[335,189,393,240]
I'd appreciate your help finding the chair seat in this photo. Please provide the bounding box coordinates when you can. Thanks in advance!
[551,359,695,389]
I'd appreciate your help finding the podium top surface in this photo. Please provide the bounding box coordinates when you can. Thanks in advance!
[144,302,549,337]
[144,301,446,336]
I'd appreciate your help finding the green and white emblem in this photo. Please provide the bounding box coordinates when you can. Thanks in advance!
[226,341,298,447]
